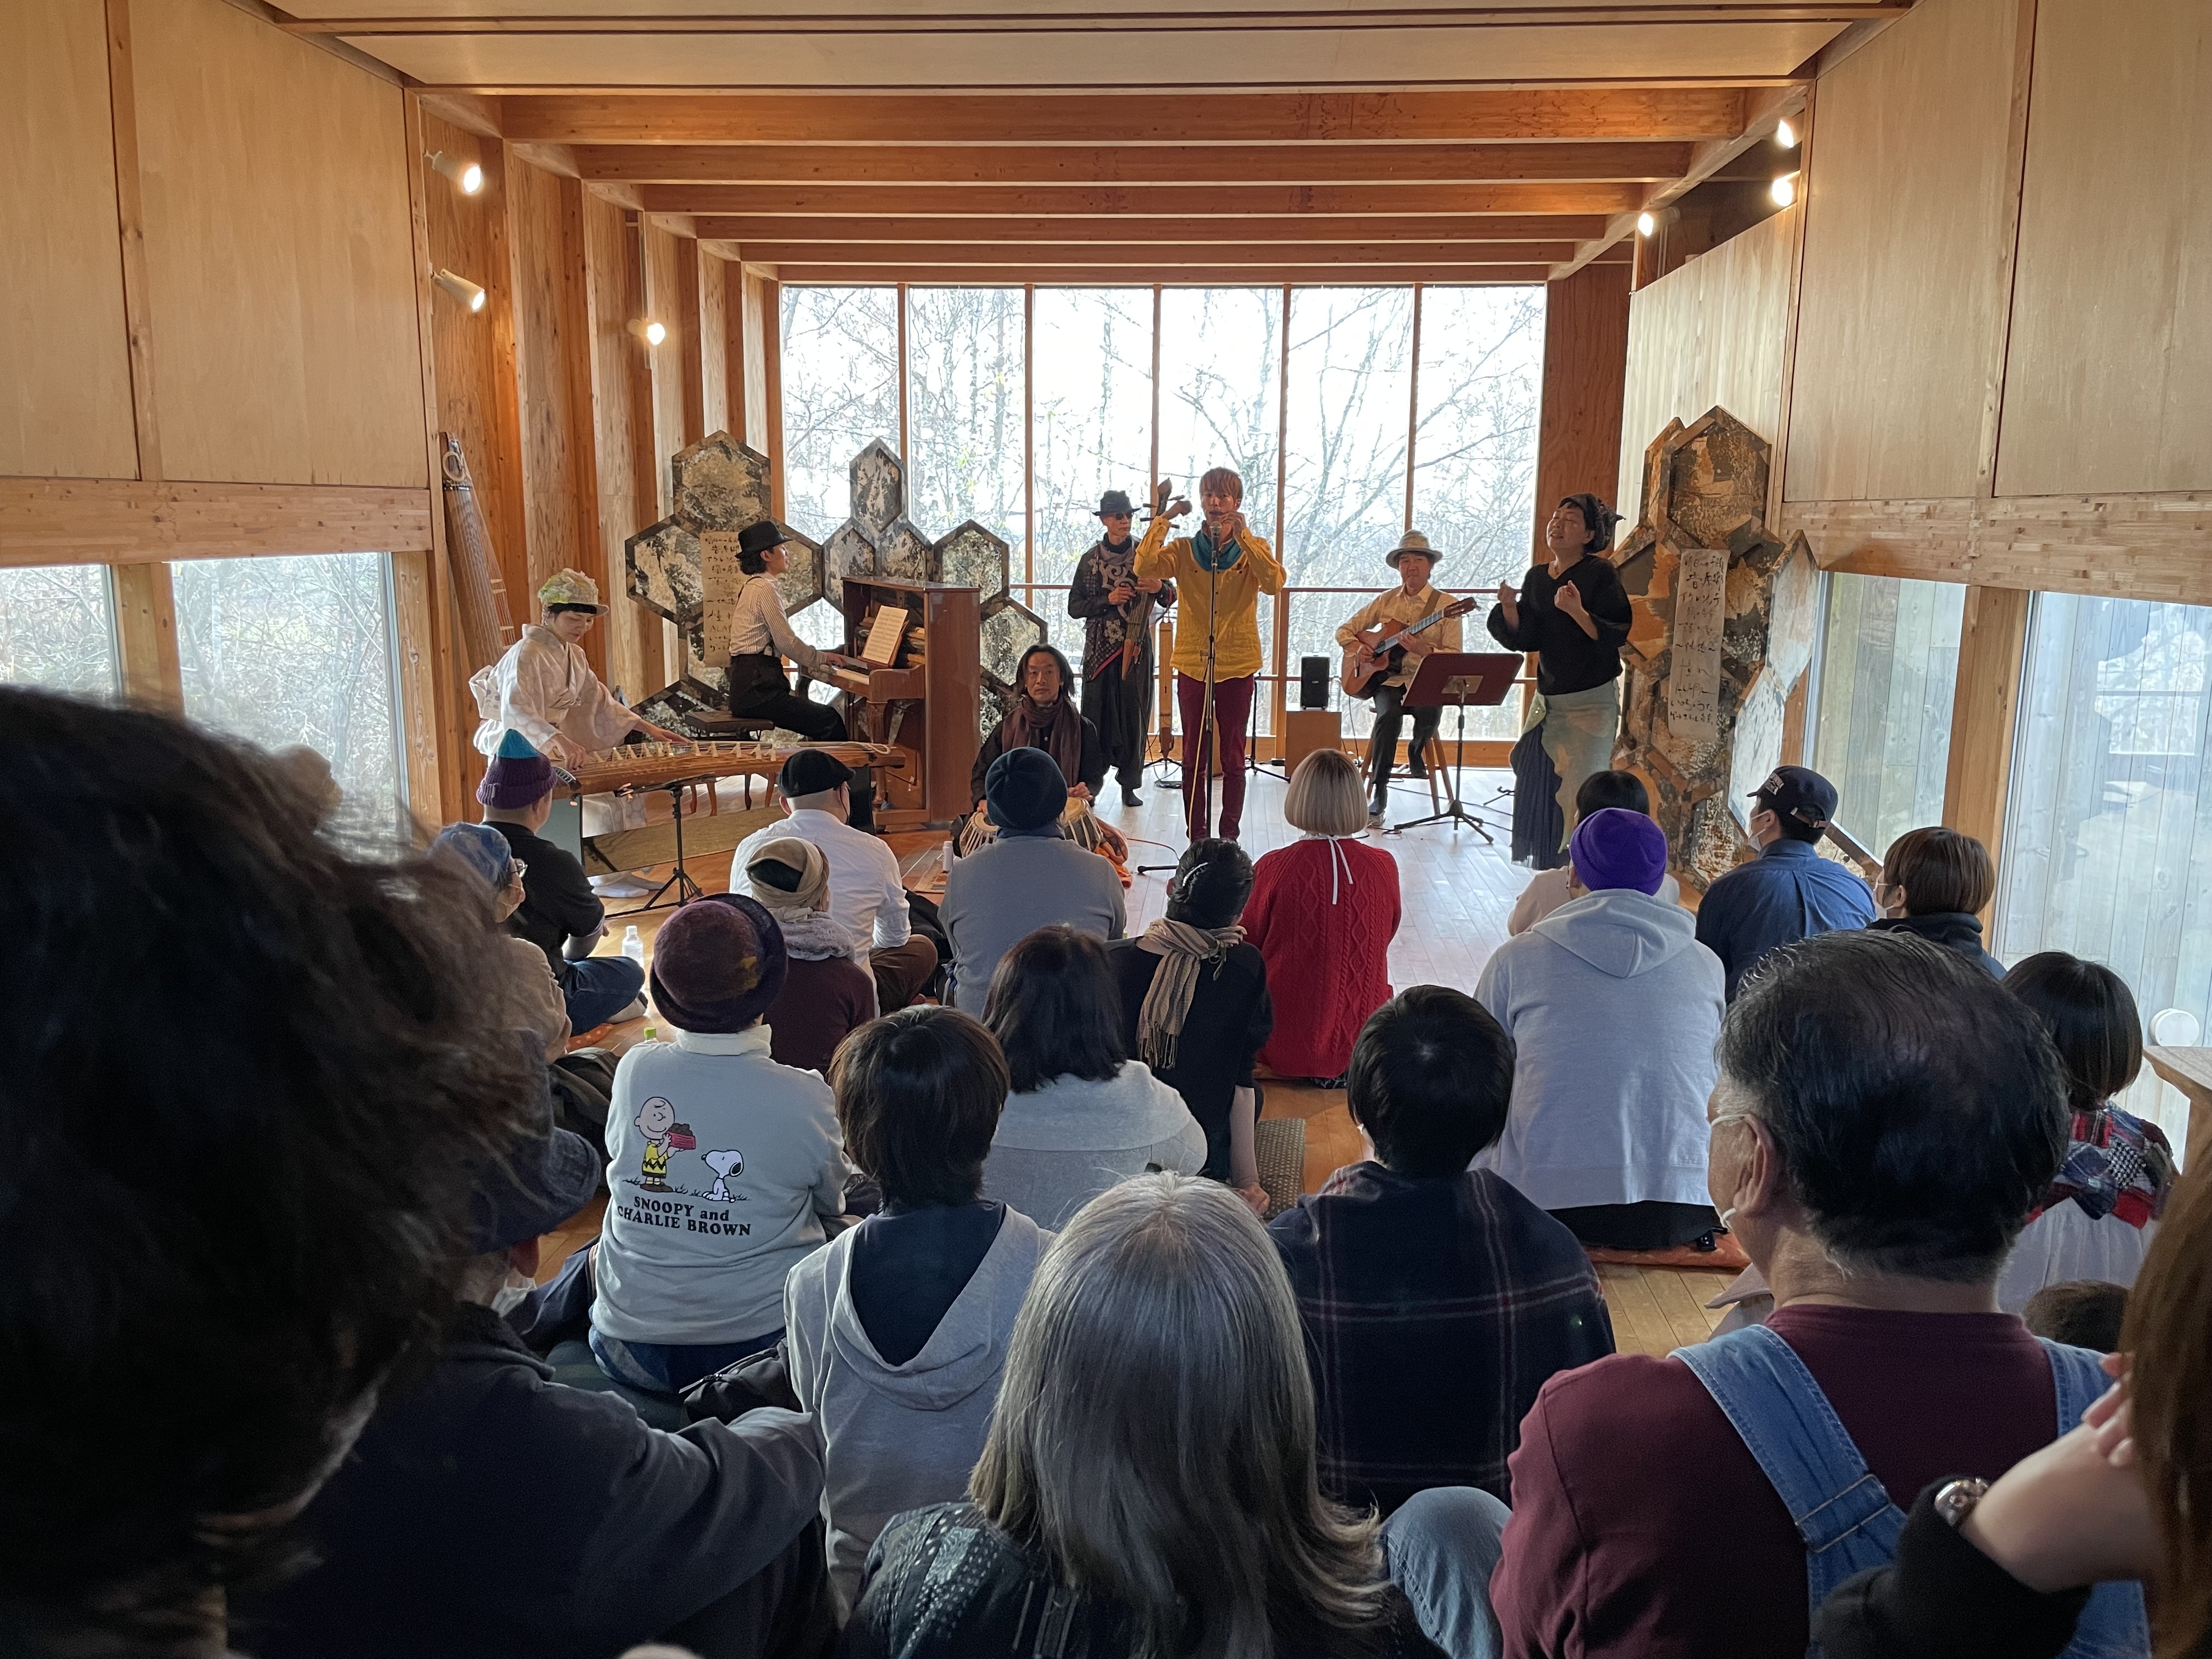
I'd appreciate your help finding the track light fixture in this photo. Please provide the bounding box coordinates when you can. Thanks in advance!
[1775,117,1799,149]
[428,150,484,195]
[432,268,487,313]
[628,318,668,346]
[1770,172,1799,207]
[1636,211,1657,238]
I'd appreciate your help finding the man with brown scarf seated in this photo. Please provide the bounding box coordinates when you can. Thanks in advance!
[959,642,1130,870]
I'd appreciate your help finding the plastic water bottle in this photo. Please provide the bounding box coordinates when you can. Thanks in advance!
[621,924,645,967]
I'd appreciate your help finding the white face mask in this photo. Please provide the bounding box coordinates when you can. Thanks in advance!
[490,1266,537,1318]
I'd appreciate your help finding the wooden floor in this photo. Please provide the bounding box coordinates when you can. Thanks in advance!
[565,758,1729,1355]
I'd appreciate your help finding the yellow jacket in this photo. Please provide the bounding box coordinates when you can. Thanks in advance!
[1133,514,1286,680]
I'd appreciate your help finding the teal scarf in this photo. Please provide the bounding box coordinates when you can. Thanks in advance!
[1191,523,1244,573]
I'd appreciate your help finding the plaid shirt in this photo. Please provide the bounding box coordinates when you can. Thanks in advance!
[2036,1103,2174,1230]
[1268,1163,1614,1511]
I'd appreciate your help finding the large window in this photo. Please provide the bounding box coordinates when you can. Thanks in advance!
[174,552,405,830]
[905,286,1024,554]
[1810,573,1966,856]
[1282,287,1414,583]
[1996,594,2212,1154]
[0,565,119,695]
[780,286,899,540]
[1031,287,1152,588]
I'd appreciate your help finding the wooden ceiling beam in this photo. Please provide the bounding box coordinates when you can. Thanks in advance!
[692,213,1609,244]
[733,239,1579,265]
[500,87,1747,146]
[767,263,1582,285]
[637,182,1646,216]
[577,141,1695,187]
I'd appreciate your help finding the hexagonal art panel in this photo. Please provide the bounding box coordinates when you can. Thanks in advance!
[849,441,904,538]
[823,522,879,614]
[673,432,771,531]
[775,535,825,616]
[980,597,1047,686]
[979,674,1015,742]
[934,521,1009,605]
[878,518,937,585]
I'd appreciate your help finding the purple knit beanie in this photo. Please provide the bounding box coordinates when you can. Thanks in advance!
[477,729,556,810]
[648,893,789,1034]
[1570,807,1668,895]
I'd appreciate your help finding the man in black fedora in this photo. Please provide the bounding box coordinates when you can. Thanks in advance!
[1336,529,1468,827]
[1068,488,1175,805]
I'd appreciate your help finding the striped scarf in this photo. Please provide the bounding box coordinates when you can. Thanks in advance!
[1134,918,1244,1071]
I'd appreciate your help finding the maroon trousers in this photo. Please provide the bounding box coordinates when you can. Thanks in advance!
[1175,671,1256,840]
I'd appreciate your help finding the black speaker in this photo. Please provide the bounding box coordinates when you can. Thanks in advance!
[1299,656,1330,710]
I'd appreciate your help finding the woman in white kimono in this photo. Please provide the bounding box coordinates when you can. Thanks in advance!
[471,568,678,893]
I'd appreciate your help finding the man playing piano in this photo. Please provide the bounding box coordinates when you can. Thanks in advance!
[1335,531,1466,830]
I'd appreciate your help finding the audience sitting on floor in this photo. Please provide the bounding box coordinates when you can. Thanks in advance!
[1996,951,2175,1313]
[786,1007,1051,1612]
[1695,764,1876,1000]
[941,746,1125,1011]
[431,821,573,1058]
[1868,825,2005,974]
[1815,1159,2209,1659]
[1109,838,1274,1206]
[1475,807,1726,1250]
[585,893,850,1397]
[1489,929,2149,1658]
[479,727,648,1031]
[1507,768,1681,935]
[1245,747,1402,1085]
[2021,1279,2130,1353]
[1270,986,1614,1514]
[1,690,545,1657]
[969,642,1110,809]
[243,1080,836,1659]
[730,749,938,1016]
[843,1175,1481,1659]
[743,836,873,1074]
[979,926,1206,1228]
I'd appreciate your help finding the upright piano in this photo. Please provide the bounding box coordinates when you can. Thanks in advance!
[822,577,980,830]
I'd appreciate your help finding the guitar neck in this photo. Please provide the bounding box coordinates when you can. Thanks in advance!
[1384,601,1475,647]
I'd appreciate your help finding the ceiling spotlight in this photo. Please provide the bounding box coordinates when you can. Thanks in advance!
[628,318,668,346]
[428,150,484,196]
[1771,172,1799,207]
[432,268,487,313]
[1775,117,1799,149]
[1636,211,1657,238]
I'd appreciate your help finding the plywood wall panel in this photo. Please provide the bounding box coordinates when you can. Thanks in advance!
[1616,206,1795,520]
[2,0,137,479]
[1996,0,2212,495]
[1533,263,1631,545]
[1784,0,2023,503]
[640,220,689,513]
[507,154,602,603]
[133,0,425,488]
[582,189,663,701]
[698,248,731,438]
[741,269,771,453]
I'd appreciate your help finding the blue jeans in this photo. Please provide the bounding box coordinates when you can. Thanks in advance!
[1380,1486,1510,1659]
[589,1325,783,1395]
[562,953,644,1032]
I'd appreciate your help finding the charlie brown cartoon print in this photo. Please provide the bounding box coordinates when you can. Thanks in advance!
[632,1095,696,1192]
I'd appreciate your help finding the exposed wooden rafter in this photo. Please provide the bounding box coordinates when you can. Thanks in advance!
[691,214,1611,243]
[636,182,1649,217]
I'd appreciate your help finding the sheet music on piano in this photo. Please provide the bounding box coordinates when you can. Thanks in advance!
[860,605,910,667]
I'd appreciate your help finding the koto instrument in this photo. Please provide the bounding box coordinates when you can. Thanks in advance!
[555,740,905,796]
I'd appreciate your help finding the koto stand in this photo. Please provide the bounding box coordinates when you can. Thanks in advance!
[1390,652,1522,840]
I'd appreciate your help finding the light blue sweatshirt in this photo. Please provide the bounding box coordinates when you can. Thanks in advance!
[1473,889,1724,1211]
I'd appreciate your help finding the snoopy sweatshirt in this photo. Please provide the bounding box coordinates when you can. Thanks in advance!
[594,1026,852,1346]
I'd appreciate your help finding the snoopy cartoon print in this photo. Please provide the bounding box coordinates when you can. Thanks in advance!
[632,1096,696,1192]
[702,1148,744,1203]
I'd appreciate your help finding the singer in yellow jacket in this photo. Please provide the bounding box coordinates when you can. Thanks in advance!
[1133,467,1286,840]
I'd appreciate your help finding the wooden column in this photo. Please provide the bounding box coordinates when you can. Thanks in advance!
[739,268,772,454]
[1534,262,1632,545]
[1942,582,2032,907]
[580,189,664,704]
[111,561,181,711]
[400,91,460,824]
[761,278,785,520]
[698,247,731,436]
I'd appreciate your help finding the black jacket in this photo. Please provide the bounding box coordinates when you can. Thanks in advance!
[238,1303,824,1659]
[486,818,604,985]
[1867,912,2005,977]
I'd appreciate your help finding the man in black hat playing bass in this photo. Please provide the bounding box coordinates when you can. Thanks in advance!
[1336,530,1475,827]
[1068,489,1175,806]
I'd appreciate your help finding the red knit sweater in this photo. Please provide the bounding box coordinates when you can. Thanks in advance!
[1244,838,1400,1079]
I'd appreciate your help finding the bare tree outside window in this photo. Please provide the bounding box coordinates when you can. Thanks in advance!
[1810,572,1965,854]
[173,552,404,832]
[1282,286,1414,585]
[781,285,900,540]
[1032,287,1152,586]
[905,286,1024,554]
[0,565,119,695]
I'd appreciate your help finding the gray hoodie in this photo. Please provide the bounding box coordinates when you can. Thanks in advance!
[1472,888,1724,1212]
[782,1207,1051,1611]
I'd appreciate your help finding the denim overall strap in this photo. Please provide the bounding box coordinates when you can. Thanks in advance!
[1672,1326,1905,1637]
[2038,1340,2153,1659]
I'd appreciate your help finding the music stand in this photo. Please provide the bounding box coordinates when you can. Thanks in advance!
[1390,652,1521,840]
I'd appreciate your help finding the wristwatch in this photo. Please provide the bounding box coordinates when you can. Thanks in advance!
[1934,1477,1991,1528]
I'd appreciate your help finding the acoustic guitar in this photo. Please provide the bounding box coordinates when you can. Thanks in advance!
[1340,596,1480,698]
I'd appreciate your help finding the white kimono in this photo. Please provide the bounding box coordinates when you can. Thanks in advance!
[471,625,641,761]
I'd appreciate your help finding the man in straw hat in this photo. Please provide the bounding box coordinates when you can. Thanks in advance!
[1336,530,1466,829]
[1069,488,1175,806]
[471,567,676,770]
